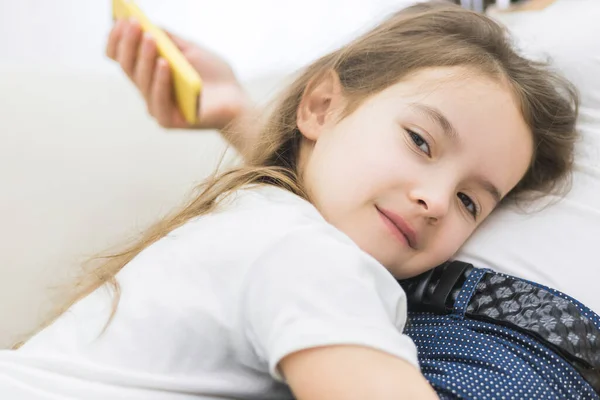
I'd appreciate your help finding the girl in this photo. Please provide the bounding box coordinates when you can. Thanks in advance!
[0,2,580,399]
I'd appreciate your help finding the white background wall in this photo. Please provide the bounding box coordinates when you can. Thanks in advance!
[0,0,418,80]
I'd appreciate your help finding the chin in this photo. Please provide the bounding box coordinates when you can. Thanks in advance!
[388,265,420,280]
[368,247,412,279]
[389,256,439,280]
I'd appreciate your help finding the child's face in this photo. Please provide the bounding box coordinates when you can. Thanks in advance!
[297,67,533,279]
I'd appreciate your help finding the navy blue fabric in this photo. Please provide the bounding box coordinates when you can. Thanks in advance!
[405,267,600,399]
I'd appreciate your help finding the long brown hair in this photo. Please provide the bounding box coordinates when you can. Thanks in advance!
[25,0,578,344]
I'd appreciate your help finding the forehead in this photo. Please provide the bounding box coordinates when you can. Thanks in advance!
[380,67,534,195]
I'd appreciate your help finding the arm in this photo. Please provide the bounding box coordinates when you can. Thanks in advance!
[218,98,262,162]
[281,345,438,400]
[106,18,260,160]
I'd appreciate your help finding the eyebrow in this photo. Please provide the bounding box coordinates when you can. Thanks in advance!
[408,103,460,143]
[474,176,503,205]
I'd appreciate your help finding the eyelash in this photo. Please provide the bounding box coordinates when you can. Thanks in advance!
[407,129,431,156]
[457,192,479,219]
[407,128,479,219]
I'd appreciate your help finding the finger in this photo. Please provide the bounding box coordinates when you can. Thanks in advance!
[116,19,143,78]
[170,108,189,128]
[150,58,176,126]
[134,32,158,100]
[106,19,127,60]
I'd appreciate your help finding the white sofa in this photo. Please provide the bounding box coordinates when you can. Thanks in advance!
[0,63,285,348]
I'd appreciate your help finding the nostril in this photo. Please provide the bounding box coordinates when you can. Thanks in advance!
[418,199,428,209]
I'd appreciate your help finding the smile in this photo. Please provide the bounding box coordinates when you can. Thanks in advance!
[375,206,417,249]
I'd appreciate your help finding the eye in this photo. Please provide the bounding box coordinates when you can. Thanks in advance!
[457,192,479,219]
[407,129,431,156]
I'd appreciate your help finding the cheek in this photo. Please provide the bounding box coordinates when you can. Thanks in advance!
[308,129,396,202]
[429,222,473,262]
[302,142,369,224]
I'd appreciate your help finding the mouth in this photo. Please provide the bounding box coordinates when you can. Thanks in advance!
[375,205,418,249]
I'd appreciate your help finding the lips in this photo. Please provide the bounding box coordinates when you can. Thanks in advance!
[375,206,418,249]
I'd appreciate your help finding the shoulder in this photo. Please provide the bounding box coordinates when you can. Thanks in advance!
[240,196,408,330]
[226,184,323,224]
[219,185,394,285]
[154,184,353,271]
[203,184,340,248]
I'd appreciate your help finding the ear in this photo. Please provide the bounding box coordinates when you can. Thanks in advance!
[296,70,346,142]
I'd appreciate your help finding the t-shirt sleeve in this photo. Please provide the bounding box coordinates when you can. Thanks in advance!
[239,224,419,382]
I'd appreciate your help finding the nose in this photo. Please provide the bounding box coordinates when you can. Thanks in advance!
[409,186,451,222]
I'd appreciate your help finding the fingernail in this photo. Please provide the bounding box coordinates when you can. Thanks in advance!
[143,32,152,42]
[129,17,138,25]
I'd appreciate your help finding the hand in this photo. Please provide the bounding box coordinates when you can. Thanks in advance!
[106,18,250,131]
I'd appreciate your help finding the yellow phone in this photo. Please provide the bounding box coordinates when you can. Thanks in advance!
[112,0,202,125]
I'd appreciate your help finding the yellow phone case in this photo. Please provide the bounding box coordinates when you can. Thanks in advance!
[112,0,202,124]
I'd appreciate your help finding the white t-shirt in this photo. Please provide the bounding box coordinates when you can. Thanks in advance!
[0,185,417,400]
